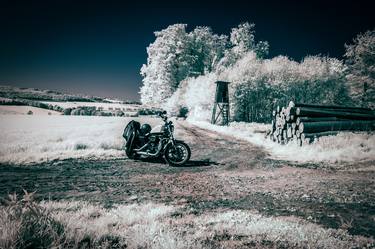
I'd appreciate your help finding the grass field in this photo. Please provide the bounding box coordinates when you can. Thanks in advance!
[0,105,61,115]
[0,115,159,164]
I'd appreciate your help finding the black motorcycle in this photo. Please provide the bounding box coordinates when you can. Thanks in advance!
[123,111,191,166]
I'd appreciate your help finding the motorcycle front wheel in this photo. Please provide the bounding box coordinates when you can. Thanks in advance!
[164,141,191,166]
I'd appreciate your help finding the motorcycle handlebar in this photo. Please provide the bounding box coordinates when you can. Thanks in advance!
[158,111,168,121]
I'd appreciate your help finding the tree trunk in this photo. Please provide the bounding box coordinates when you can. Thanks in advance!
[291,101,373,112]
[301,131,340,140]
[296,117,351,125]
[295,107,375,120]
[299,120,374,133]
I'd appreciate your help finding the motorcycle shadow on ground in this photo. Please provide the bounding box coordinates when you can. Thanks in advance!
[134,157,219,167]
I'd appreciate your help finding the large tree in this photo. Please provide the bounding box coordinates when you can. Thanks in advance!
[140,24,189,105]
[188,26,227,75]
[140,24,227,106]
[344,29,375,108]
[216,22,269,71]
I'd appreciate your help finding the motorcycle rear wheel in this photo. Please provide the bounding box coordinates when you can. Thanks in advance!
[164,141,191,166]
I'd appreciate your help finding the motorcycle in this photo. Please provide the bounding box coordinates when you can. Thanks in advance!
[123,111,191,166]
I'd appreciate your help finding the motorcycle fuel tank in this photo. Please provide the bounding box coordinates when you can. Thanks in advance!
[151,124,163,133]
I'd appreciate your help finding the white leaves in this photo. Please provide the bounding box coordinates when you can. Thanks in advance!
[344,29,375,108]
[140,24,229,107]
[230,22,256,50]
[142,22,358,121]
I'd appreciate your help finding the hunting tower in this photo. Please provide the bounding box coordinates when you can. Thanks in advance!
[211,81,230,125]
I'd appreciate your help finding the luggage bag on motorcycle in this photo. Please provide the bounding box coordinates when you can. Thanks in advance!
[123,120,140,141]
[123,120,140,157]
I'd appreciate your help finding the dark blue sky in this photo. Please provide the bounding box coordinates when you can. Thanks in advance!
[0,0,374,100]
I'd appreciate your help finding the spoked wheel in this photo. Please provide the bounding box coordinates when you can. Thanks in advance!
[164,141,191,166]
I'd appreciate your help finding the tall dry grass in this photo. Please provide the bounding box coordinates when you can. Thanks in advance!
[1,192,373,249]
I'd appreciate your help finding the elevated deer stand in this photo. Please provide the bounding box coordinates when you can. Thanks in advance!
[211,81,230,126]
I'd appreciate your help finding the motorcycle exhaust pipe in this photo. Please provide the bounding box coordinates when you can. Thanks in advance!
[137,151,159,157]
[137,144,163,157]
[134,143,149,152]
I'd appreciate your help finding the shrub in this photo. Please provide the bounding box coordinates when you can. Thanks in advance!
[79,109,88,116]
[137,108,162,116]
[115,111,124,116]
[63,108,72,115]
[0,191,65,249]
[178,106,189,118]
[70,108,81,115]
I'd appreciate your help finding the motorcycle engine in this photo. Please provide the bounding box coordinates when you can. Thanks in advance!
[147,136,159,153]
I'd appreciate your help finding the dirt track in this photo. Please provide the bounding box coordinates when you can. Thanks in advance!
[0,121,374,237]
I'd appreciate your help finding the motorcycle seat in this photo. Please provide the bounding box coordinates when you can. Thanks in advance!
[148,132,164,136]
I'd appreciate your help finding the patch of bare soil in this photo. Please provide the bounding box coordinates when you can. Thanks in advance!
[0,121,374,238]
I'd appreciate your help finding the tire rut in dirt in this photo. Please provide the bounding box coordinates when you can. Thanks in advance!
[177,122,274,169]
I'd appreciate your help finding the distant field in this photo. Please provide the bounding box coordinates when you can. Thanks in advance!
[0,85,142,118]
[0,85,103,102]
[0,105,61,115]
[42,101,140,112]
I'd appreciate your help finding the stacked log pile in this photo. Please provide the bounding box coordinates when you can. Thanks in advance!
[270,101,375,146]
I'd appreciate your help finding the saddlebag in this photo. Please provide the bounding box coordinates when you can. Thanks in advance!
[123,120,140,141]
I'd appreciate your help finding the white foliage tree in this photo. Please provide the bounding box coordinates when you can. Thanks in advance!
[140,22,351,122]
[140,24,189,106]
[230,22,256,54]
[217,22,269,71]
[188,26,228,75]
[164,73,218,121]
[345,29,375,108]
[140,24,228,106]
[175,52,349,122]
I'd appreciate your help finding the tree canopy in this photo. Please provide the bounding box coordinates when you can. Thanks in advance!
[345,29,375,108]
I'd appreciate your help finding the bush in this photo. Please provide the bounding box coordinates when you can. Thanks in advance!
[0,191,65,249]
[70,108,81,115]
[178,106,189,118]
[79,109,88,116]
[137,108,162,116]
[115,111,124,116]
[137,109,148,115]
[53,105,63,112]
[38,102,49,109]
[63,108,72,115]
[17,207,65,249]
